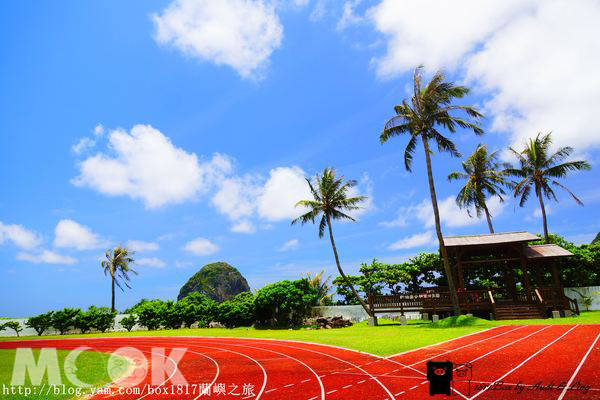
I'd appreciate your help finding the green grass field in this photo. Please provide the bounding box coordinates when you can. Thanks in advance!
[2,311,599,357]
[0,348,127,400]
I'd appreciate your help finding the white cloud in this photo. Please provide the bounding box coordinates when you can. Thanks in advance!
[73,124,233,208]
[94,124,105,136]
[212,176,261,220]
[309,0,326,21]
[127,240,159,252]
[279,238,299,251]
[183,237,219,256]
[72,137,96,155]
[175,260,193,269]
[368,0,600,150]
[388,231,433,250]
[230,220,256,234]
[0,222,42,250]
[153,0,283,79]
[337,0,364,31]
[388,196,505,229]
[53,219,104,250]
[257,166,312,221]
[17,250,77,264]
[137,257,166,268]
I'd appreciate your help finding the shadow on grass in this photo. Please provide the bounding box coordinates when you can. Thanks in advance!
[428,315,488,329]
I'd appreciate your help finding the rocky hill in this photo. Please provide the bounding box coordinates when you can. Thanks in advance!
[177,262,250,302]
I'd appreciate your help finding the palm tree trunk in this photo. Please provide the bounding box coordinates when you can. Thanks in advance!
[326,215,373,317]
[535,185,550,243]
[422,136,461,315]
[111,272,116,313]
[483,203,494,234]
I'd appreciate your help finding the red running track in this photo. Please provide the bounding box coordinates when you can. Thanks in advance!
[1,324,599,399]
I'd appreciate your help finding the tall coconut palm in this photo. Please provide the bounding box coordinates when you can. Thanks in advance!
[292,168,371,316]
[380,66,484,315]
[101,245,137,312]
[448,144,512,233]
[505,132,591,243]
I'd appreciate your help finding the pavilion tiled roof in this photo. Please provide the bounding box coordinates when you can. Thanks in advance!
[443,232,540,247]
[524,244,574,258]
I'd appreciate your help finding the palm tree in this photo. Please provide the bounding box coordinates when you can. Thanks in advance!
[303,270,334,305]
[506,132,591,243]
[292,168,371,316]
[101,245,137,312]
[448,144,512,233]
[380,66,484,315]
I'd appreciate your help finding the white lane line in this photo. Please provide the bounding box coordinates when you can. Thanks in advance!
[358,380,366,384]
[183,343,268,400]
[386,326,503,358]
[557,331,600,400]
[470,325,579,400]
[185,350,220,400]
[283,383,294,388]
[342,384,353,389]
[301,379,311,383]
[466,325,552,366]
[180,340,325,400]
[265,389,277,393]
[395,391,405,396]
[403,326,527,369]
[51,343,192,400]
[326,389,337,394]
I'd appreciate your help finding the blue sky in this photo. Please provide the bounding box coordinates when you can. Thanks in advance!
[1,0,599,317]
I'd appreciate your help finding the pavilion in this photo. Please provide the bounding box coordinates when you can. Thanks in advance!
[368,232,579,320]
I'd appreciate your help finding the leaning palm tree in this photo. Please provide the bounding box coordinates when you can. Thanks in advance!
[505,132,591,243]
[101,245,137,312]
[448,144,512,233]
[292,168,371,316]
[381,66,484,315]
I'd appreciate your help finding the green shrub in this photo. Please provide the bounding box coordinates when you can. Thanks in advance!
[217,292,255,328]
[51,308,81,335]
[254,279,317,327]
[159,301,183,330]
[123,298,163,314]
[3,321,23,337]
[91,307,117,333]
[26,312,54,336]
[177,292,218,328]
[134,301,163,330]
[73,309,94,334]
[120,315,138,332]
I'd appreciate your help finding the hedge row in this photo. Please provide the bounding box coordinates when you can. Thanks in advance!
[18,278,318,335]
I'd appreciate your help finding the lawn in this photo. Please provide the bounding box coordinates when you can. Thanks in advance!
[1,311,599,357]
[0,348,128,400]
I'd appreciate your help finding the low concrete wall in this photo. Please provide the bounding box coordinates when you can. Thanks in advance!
[0,314,148,338]
[311,305,421,322]
[564,286,600,311]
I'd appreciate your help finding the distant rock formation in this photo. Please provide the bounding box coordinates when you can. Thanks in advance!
[177,262,250,302]
[592,233,600,245]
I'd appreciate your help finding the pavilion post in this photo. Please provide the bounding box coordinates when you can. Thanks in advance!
[520,255,532,302]
[534,264,544,289]
[457,255,465,290]
[551,264,565,310]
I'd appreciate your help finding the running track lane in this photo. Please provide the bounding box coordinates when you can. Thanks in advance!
[1,325,600,399]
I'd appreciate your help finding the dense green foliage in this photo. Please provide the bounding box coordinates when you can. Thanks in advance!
[333,257,442,304]
[25,312,54,336]
[133,301,163,331]
[119,315,137,332]
[255,279,318,327]
[217,292,256,328]
[178,262,250,302]
[2,321,23,337]
[333,235,600,301]
[51,308,81,335]
[73,307,116,334]
[123,298,162,314]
